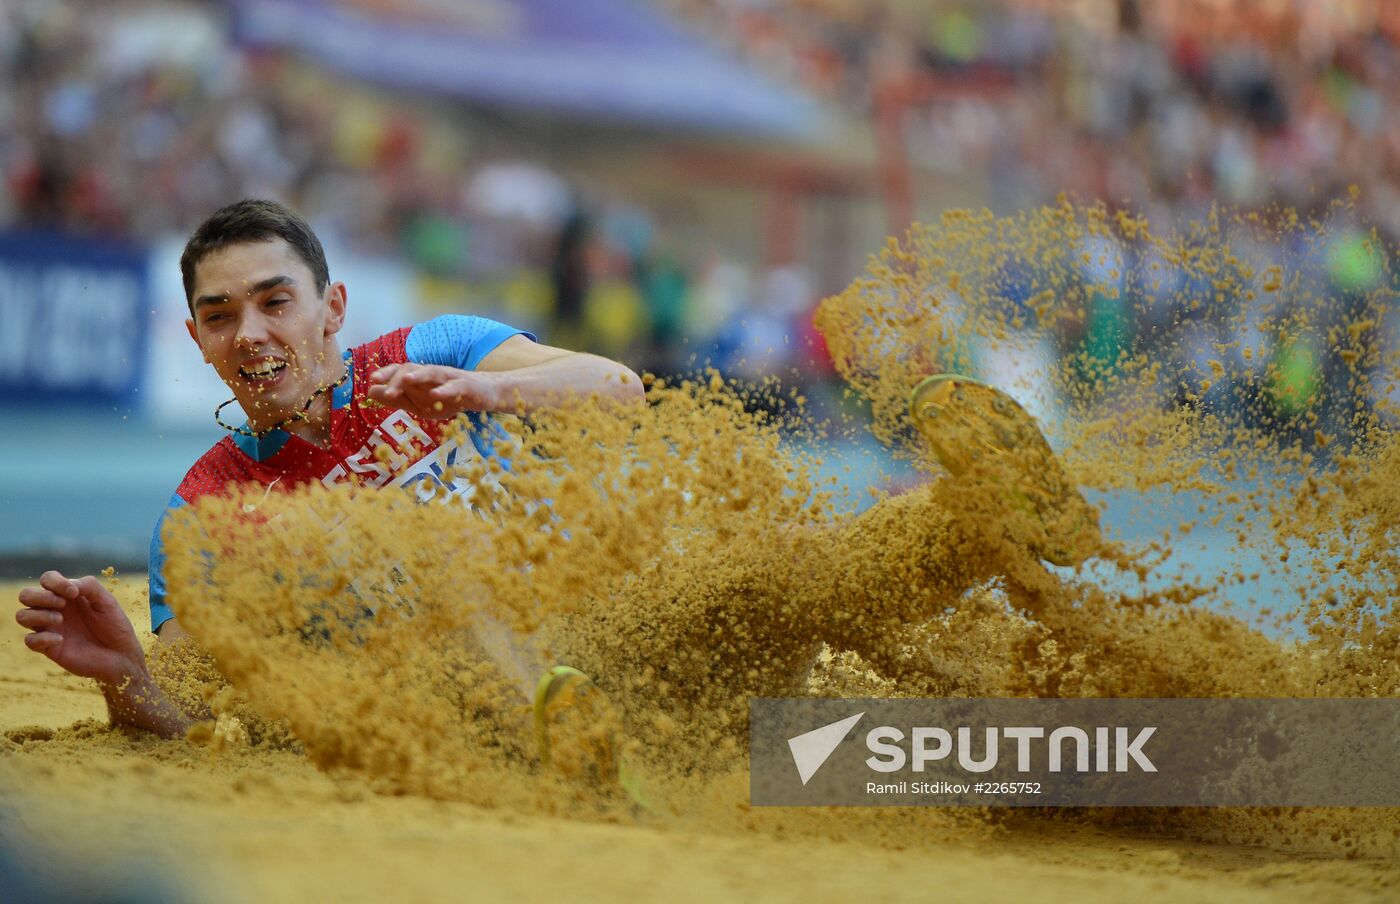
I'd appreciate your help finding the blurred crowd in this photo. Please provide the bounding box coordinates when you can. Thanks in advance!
[0,0,830,384]
[673,0,1400,233]
[0,0,569,259]
[671,0,1400,436]
[4,0,1400,431]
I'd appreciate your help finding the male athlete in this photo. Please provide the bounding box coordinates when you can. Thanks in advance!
[13,199,644,738]
[15,200,1103,794]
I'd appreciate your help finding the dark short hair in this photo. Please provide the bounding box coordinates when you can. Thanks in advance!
[180,199,330,312]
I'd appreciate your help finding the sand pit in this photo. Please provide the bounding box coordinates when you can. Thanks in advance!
[3,588,1397,903]
[7,200,1400,901]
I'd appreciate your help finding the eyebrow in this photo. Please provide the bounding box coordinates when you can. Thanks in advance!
[193,275,296,309]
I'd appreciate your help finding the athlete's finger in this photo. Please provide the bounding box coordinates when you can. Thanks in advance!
[367,383,398,398]
[394,387,441,417]
[15,608,62,630]
[377,370,417,399]
[395,390,436,416]
[73,575,113,603]
[431,379,490,410]
[366,383,405,405]
[398,366,444,385]
[371,364,431,388]
[18,587,68,609]
[39,571,79,599]
[388,372,443,414]
[77,585,120,618]
[67,591,99,624]
[23,631,62,654]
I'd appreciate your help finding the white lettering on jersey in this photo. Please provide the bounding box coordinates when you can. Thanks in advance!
[381,409,435,455]
[321,409,504,506]
[392,434,500,505]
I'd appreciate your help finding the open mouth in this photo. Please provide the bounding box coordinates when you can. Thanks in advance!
[238,358,290,384]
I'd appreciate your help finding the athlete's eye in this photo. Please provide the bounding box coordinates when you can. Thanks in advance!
[203,312,227,324]
[267,296,291,308]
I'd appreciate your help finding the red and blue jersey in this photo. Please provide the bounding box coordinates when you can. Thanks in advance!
[148,314,533,632]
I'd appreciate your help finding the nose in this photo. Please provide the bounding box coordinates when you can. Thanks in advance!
[235,308,272,350]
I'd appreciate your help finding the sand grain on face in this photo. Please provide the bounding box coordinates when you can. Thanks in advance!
[7,198,1400,899]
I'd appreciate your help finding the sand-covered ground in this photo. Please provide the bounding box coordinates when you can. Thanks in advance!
[8,199,1400,901]
[2,577,1396,903]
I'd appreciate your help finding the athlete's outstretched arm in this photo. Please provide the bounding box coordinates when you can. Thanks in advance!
[15,572,191,738]
[366,335,644,419]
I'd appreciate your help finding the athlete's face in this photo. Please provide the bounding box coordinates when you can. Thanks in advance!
[186,239,347,426]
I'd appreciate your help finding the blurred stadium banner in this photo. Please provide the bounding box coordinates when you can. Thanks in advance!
[0,231,149,406]
[230,0,826,136]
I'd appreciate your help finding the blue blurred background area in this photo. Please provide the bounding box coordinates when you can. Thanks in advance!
[1,0,1398,601]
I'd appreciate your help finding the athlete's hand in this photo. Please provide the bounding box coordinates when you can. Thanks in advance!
[367,363,502,420]
[15,572,147,687]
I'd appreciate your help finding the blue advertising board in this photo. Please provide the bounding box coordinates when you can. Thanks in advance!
[0,231,150,406]
[230,0,822,136]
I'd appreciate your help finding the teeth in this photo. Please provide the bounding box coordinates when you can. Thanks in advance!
[240,360,287,380]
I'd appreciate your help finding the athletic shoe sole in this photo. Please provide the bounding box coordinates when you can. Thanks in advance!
[909,374,1099,567]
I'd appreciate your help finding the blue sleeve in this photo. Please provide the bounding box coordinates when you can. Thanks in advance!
[148,494,186,633]
[405,314,537,371]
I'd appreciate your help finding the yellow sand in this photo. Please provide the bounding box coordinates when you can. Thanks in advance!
[2,582,1395,903]
[7,198,1400,900]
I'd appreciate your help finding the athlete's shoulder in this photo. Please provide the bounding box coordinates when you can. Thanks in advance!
[402,314,536,370]
[350,326,414,372]
[173,435,255,502]
[344,315,536,379]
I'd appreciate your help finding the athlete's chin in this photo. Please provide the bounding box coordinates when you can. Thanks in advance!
[235,380,311,420]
